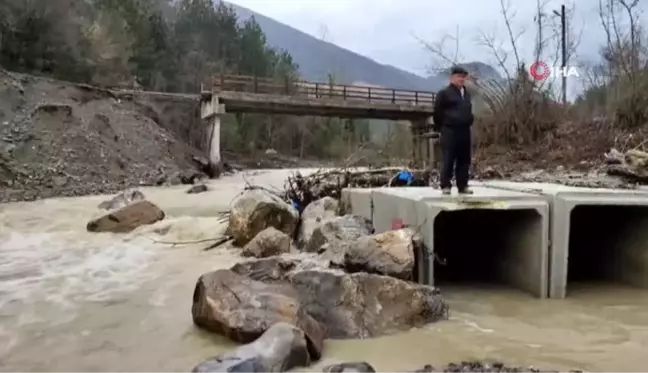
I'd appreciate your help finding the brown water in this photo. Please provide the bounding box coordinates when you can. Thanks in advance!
[1,169,648,372]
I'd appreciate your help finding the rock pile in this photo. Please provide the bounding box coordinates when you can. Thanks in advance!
[191,188,449,372]
[323,360,583,373]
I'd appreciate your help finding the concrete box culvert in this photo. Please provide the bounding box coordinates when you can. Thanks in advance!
[344,186,550,298]
[340,188,373,220]
[483,181,648,299]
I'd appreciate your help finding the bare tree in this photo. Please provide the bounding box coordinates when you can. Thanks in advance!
[413,26,463,75]
[595,0,648,128]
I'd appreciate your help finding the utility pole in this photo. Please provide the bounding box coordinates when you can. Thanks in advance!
[536,0,542,60]
[560,4,567,104]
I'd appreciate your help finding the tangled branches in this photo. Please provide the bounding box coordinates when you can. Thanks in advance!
[283,167,431,213]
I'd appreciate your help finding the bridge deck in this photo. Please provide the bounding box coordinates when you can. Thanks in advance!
[211,74,436,120]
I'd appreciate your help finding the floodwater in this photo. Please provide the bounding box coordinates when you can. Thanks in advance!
[1,169,648,372]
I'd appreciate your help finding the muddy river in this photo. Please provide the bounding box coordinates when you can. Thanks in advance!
[1,169,648,372]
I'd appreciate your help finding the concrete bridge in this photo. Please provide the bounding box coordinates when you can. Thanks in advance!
[200,74,440,168]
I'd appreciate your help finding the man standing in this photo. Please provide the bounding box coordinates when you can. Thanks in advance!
[432,66,474,195]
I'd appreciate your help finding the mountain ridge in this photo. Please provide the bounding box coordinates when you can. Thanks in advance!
[228,2,503,92]
[229,2,442,91]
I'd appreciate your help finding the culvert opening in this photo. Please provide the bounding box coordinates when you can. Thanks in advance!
[568,205,648,288]
[433,209,544,295]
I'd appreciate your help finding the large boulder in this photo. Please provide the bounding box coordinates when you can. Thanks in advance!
[231,255,334,284]
[344,228,416,280]
[86,200,164,233]
[242,227,292,258]
[192,322,311,372]
[230,256,448,339]
[304,215,373,253]
[192,269,325,360]
[297,197,339,249]
[292,270,447,339]
[229,189,299,246]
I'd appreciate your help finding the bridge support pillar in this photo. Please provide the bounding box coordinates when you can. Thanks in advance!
[411,117,436,171]
[201,95,226,167]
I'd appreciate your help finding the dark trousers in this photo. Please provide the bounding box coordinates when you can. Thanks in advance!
[440,127,471,189]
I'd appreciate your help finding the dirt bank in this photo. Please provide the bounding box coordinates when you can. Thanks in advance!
[0,69,212,202]
[0,70,339,203]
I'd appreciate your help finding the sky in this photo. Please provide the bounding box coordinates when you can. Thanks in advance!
[228,0,613,72]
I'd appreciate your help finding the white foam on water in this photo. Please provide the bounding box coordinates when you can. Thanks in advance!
[0,230,159,318]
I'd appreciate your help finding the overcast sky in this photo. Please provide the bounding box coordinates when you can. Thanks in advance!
[226,0,624,78]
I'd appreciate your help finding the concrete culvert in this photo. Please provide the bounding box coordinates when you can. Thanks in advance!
[481,180,648,298]
[433,209,545,295]
[567,205,648,290]
[357,186,550,298]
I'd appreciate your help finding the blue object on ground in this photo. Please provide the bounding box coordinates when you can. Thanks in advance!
[396,170,414,183]
[291,199,300,210]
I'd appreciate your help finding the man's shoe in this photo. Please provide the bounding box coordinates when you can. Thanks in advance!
[458,187,474,195]
[441,187,451,195]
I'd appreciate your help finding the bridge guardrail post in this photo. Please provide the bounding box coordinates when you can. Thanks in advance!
[415,91,419,105]
[368,87,372,101]
[284,76,290,94]
[315,83,319,98]
[392,90,395,103]
[343,86,346,99]
[253,74,258,93]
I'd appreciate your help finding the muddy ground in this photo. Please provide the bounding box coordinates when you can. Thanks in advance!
[0,69,199,202]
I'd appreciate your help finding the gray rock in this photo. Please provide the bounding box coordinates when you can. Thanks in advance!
[97,189,145,210]
[298,197,339,249]
[231,255,334,284]
[304,215,373,253]
[229,256,448,340]
[410,361,559,372]
[323,362,376,373]
[292,270,447,339]
[87,200,164,233]
[187,184,208,194]
[192,269,325,360]
[242,227,292,258]
[229,189,299,246]
[344,228,416,280]
[192,322,311,372]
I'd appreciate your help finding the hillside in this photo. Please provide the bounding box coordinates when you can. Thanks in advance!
[230,3,436,90]
[230,3,502,91]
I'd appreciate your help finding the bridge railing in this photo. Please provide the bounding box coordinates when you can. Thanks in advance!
[213,74,435,106]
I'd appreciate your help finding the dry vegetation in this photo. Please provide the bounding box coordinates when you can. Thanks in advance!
[420,0,648,180]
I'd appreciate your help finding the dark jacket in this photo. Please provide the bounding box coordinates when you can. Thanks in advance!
[432,84,474,130]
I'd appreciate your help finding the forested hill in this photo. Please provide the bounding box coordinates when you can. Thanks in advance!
[0,0,412,162]
[0,0,298,93]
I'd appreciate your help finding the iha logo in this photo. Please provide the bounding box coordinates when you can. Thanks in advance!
[529,61,580,80]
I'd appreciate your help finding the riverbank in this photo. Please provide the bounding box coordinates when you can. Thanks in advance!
[3,69,645,204]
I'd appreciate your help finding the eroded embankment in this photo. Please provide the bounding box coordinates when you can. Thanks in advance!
[0,69,207,203]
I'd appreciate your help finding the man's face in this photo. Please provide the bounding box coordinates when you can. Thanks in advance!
[450,73,467,86]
